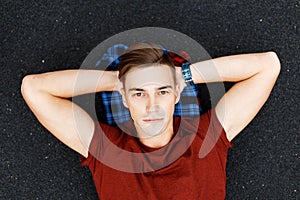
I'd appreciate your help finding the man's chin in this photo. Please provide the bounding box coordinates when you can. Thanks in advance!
[138,123,166,138]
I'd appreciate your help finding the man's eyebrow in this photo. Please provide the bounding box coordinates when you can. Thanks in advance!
[157,85,173,90]
[128,88,145,92]
[128,85,173,92]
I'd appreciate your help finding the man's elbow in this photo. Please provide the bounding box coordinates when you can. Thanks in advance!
[264,51,281,76]
[21,74,40,99]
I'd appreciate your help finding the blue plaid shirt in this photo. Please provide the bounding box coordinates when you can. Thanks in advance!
[95,44,202,125]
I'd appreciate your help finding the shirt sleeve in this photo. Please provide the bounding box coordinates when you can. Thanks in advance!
[210,108,233,148]
[80,120,102,168]
[197,108,233,158]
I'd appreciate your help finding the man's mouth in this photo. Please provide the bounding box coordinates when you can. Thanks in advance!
[142,118,164,123]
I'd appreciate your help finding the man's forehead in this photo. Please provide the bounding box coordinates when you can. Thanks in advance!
[124,65,175,89]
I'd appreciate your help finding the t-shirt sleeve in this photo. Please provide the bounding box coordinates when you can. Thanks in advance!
[210,108,233,148]
[80,120,102,168]
[198,108,233,155]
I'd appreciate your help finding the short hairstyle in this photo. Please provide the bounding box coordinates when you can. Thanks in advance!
[117,43,176,83]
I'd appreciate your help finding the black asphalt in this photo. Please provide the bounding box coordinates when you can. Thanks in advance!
[1,0,299,199]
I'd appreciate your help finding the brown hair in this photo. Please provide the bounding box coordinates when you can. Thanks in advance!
[118,43,175,82]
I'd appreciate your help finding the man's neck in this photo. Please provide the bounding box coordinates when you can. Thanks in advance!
[137,123,174,148]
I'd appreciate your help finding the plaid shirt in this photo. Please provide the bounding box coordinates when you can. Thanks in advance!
[95,44,203,125]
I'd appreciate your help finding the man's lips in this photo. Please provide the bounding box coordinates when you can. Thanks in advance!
[142,118,164,123]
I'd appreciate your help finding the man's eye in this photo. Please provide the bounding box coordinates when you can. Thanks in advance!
[159,91,169,95]
[134,92,143,97]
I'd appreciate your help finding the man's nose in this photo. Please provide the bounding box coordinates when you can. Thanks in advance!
[146,95,159,112]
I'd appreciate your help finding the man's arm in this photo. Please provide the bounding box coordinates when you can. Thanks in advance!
[21,70,118,157]
[190,52,281,141]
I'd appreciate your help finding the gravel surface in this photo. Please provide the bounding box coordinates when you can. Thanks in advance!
[1,0,299,199]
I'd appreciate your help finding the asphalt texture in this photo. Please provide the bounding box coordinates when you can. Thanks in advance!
[1,0,299,199]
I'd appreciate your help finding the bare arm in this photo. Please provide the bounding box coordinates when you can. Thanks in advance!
[21,70,118,157]
[190,52,281,141]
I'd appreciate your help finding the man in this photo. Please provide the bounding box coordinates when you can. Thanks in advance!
[21,43,280,199]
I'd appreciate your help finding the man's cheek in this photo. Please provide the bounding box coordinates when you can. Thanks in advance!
[130,110,141,121]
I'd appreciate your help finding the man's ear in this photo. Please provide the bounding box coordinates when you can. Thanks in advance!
[174,70,187,104]
[175,68,187,93]
[175,83,181,104]
[120,88,129,108]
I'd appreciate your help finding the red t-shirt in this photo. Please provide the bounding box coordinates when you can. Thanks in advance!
[81,109,232,199]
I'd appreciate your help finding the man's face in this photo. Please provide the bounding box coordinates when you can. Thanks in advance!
[121,64,180,138]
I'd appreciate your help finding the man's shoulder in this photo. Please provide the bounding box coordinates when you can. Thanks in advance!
[173,109,213,126]
[96,119,134,131]
[172,110,211,138]
[93,119,136,141]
